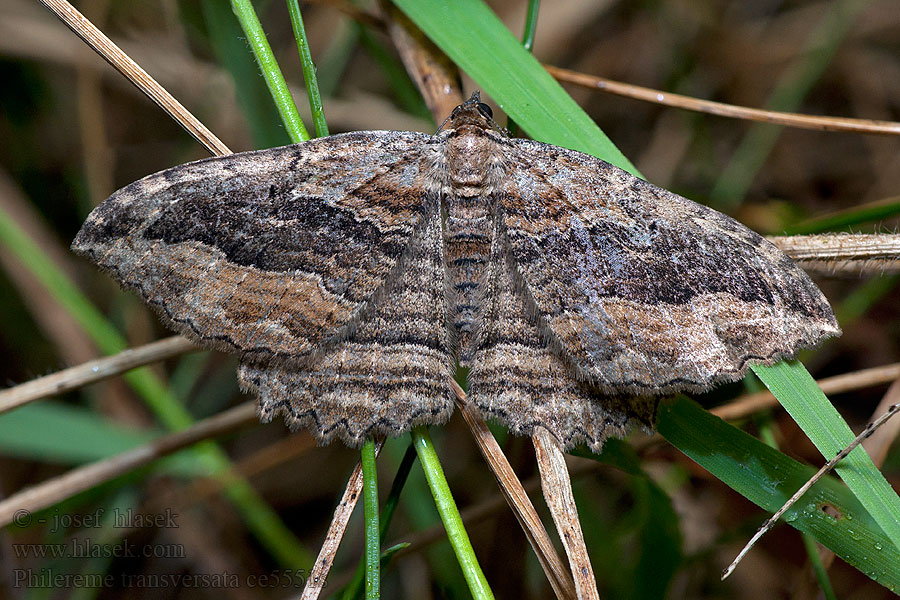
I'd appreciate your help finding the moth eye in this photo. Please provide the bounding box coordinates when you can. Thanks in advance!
[476,102,493,120]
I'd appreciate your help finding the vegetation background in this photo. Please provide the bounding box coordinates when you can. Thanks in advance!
[1,0,899,598]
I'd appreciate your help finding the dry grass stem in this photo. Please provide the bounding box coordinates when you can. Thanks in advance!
[0,336,198,414]
[0,401,256,527]
[451,380,577,600]
[300,439,383,600]
[769,233,900,275]
[546,65,900,137]
[37,0,231,157]
[533,427,600,600]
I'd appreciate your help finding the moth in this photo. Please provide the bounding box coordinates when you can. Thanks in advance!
[73,93,839,451]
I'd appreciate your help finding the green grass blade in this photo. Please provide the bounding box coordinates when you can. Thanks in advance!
[0,402,197,477]
[751,361,900,551]
[505,0,540,137]
[381,436,465,595]
[520,0,540,53]
[286,0,329,137]
[341,443,417,600]
[361,439,380,599]
[802,533,838,600]
[657,396,900,590]
[392,0,637,175]
[230,0,309,143]
[412,427,494,600]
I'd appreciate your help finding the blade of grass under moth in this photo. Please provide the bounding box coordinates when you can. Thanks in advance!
[201,0,290,149]
[341,444,417,600]
[230,0,309,143]
[505,0,540,138]
[361,438,380,599]
[412,426,494,600]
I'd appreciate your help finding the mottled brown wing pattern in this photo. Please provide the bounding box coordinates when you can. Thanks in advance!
[497,138,840,396]
[73,131,434,363]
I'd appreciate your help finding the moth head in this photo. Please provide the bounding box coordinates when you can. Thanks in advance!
[438,91,503,135]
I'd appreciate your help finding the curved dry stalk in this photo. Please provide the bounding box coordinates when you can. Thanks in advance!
[0,401,256,527]
[769,233,900,275]
[381,1,463,121]
[452,380,577,600]
[545,65,900,137]
[37,0,231,157]
[0,336,198,414]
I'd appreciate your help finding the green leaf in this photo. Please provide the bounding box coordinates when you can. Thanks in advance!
[412,427,494,600]
[783,196,900,235]
[201,0,290,149]
[752,361,900,552]
[0,402,198,477]
[658,395,900,590]
[361,438,380,599]
[230,0,309,143]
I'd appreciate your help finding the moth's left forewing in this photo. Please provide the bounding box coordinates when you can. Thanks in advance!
[497,138,840,396]
[72,131,435,362]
